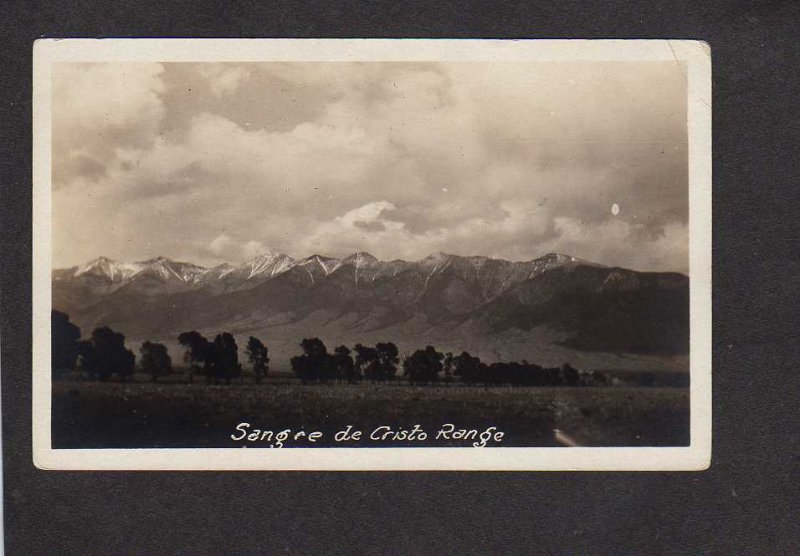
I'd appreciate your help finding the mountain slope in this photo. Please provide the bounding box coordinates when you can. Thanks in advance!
[52,252,690,367]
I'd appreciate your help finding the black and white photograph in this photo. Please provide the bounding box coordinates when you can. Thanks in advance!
[33,39,711,470]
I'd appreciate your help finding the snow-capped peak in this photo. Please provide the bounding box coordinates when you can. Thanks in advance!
[298,254,340,275]
[239,253,295,279]
[423,251,452,262]
[141,256,170,264]
[540,252,574,264]
[418,251,456,269]
[60,250,607,295]
[537,252,603,268]
[74,256,209,285]
[342,251,380,267]
[75,257,144,281]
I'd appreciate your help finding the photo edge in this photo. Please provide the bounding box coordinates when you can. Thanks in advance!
[36,38,707,472]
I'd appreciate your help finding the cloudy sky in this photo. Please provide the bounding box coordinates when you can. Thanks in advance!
[52,61,688,272]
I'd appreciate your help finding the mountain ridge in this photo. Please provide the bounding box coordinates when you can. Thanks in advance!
[54,251,616,294]
[52,251,689,367]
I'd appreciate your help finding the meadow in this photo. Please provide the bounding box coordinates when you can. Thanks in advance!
[51,376,689,449]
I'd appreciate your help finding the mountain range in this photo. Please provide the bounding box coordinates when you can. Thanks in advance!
[52,251,690,371]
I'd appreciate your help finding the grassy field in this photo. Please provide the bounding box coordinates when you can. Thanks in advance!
[51,378,689,448]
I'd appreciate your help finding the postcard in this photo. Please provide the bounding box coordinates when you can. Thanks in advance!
[32,39,711,470]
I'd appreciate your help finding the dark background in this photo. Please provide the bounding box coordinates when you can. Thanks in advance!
[2,1,799,554]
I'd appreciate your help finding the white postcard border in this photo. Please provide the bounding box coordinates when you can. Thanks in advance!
[32,39,711,471]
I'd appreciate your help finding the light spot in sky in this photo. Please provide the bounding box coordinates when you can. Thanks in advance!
[611,203,620,216]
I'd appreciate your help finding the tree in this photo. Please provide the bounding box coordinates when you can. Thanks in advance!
[591,370,608,387]
[208,332,240,384]
[542,367,562,387]
[561,363,580,387]
[80,326,134,381]
[292,338,333,383]
[403,346,444,384]
[52,310,80,378]
[452,351,481,384]
[290,354,309,383]
[139,341,172,382]
[76,339,97,380]
[178,331,210,384]
[353,343,378,382]
[245,336,270,383]
[120,350,136,382]
[443,352,454,385]
[375,342,400,382]
[333,345,358,383]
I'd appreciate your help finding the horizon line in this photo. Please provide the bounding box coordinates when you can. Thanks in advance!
[53,250,689,276]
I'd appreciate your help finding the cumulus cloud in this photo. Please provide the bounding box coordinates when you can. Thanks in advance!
[206,235,267,261]
[208,234,236,255]
[52,63,166,189]
[337,201,397,227]
[194,66,248,96]
[52,61,688,272]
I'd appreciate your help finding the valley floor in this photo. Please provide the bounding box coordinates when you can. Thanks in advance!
[51,379,689,448]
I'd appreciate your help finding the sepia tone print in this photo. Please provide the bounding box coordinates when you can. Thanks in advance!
[33,39,711,470]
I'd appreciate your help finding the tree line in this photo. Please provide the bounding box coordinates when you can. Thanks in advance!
[177,330,270,384]
[51,310,608,387]
[51,310,269,384]
[288,337,606,387]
